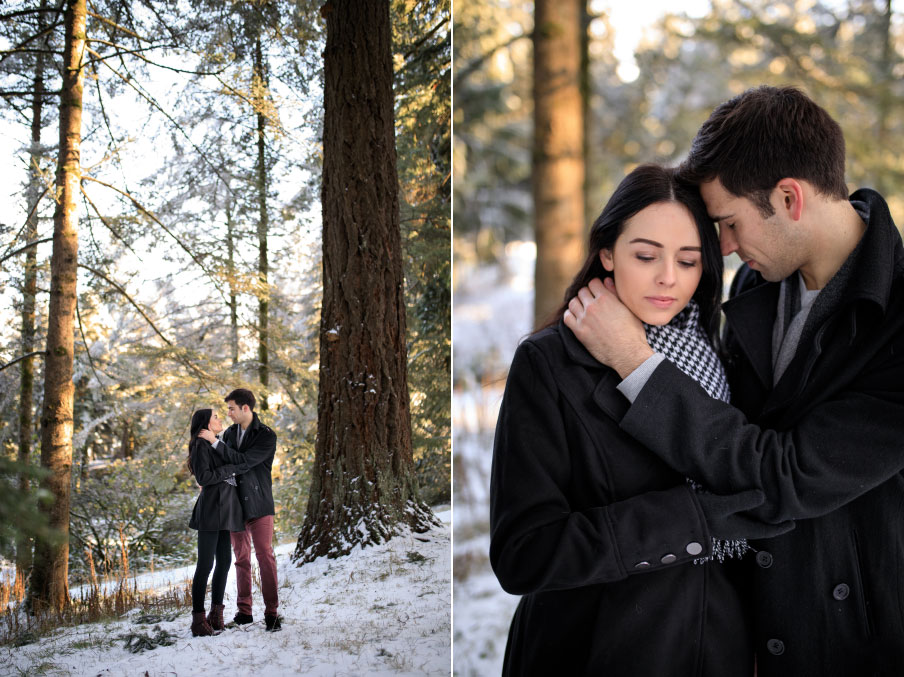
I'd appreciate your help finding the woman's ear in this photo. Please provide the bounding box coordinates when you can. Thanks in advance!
[599,248,614,272]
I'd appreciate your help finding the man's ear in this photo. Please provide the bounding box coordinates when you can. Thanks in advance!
[599,249,614,272]
[775,178,804,221]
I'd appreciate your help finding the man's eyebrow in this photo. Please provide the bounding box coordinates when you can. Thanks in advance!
[629,237,701,252]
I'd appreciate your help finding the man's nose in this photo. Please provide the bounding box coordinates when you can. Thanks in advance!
[720,227,738,256]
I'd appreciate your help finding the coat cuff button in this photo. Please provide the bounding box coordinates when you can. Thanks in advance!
[685,542,703,556]
[766,639,785,655]
[634,561,651,569]
[660,553,677,564]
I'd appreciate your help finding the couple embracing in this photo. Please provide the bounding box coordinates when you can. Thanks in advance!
[491,86,904,675]
[186,388,282,636]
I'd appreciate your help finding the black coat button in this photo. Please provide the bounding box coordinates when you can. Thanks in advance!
[833,583,850,600]
[756,551,773,568]
[766,638,785,655]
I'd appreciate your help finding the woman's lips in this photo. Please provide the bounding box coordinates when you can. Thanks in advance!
[645,296,677,309]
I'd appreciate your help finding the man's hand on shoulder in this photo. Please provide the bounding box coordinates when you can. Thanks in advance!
[563,277,653,379]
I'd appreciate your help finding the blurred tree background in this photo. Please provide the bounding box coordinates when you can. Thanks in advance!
[0,0,449,610]
[454,0,904,304]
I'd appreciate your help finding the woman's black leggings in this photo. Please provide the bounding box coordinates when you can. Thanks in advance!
[192,529,232,612]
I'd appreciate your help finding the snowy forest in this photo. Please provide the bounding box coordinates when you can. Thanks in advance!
[0,0,450,671]
[453,0,904,673]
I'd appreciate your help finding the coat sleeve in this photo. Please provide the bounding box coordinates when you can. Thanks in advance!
[193,443,250,487]
[214,428,276,469]
[617,346,904,523]
[489,340,712,596]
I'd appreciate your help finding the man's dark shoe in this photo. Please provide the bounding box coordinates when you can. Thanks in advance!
[265,613,282,632]
[233,612,254,625]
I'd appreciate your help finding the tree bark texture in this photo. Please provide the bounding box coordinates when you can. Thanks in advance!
[16,0,49,595]
[532,0,585,327]
[225,201,239,366]
[294,0,437,564]
[30,0,86,612]
[254,36,270,410]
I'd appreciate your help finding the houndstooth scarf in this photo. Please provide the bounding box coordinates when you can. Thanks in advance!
[643,300,750,563]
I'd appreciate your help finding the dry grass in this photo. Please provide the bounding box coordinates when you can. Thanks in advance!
[0,547,192,648]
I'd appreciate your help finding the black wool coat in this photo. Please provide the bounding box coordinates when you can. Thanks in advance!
[490,322,754,677]
[618,189,904,676]
[216,412,277,521]
[188,439,248,532]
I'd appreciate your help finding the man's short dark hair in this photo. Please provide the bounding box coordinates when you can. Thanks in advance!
[678,86,849,217]
[225,388,256,410]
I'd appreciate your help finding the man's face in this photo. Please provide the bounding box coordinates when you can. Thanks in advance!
[226,400,251,426]
[700,178,804,283]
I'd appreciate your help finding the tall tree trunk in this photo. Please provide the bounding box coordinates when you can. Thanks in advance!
[254,36,270,411]
[579,0,591,235]
[16,0,50,597]
[876,0,893,194]
[532,0,585,327]
[225,200,239,367]
[294,0,437,564]
[30,0,86,613]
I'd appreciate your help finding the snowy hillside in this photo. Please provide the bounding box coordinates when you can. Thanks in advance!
[2,510,451,677]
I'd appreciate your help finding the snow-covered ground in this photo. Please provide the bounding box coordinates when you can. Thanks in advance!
[452,244,533,676]
[2,509,451,677]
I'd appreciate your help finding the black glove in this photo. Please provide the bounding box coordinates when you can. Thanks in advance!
[696,489,796,540]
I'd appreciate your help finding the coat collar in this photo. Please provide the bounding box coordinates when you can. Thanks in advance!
[555,319,629,421]
[723,188,903,390]
[227,411,262,450]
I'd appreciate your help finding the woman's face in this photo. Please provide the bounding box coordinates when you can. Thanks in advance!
[207,411,224,434]
[600,201,703,325]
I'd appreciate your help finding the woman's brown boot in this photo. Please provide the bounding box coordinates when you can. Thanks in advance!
[191,610,215,636]
[207,604,225,632]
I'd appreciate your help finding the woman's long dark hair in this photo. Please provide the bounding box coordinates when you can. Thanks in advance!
[187,408,212,476]
[545,163,723,342]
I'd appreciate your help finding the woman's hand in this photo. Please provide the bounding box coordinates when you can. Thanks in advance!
[198,428,218,445]
[563,277,652,378]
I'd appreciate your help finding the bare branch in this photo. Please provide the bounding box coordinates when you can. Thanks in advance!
[0,20,65,67]
[79,186,142,261]
[453,30,532,89]
[81,175,225,299]
[86,10,146,41]
[87,48,239,200]
[77,262,213,383]
[0,351,46,372]
[0,237,53,265]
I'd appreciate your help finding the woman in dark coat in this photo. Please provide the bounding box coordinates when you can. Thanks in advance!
[490,164,789,676]
[187,408,249,636]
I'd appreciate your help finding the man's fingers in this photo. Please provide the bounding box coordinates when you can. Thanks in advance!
[567,296,584,319]
[563,308,575,328]
[602,276,621,301]
[577,285,595,307]
[588,277,606,297]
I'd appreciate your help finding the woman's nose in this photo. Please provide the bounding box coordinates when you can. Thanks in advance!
[657,261,676,286]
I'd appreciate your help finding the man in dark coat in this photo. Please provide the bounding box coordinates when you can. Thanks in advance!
[200,387,280,631]
[564,86,904,675]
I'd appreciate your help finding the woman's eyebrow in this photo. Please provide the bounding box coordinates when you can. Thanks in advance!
[629,238,701,252]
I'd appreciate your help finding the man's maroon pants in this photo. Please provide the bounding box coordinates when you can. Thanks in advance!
[231,515,278,616]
